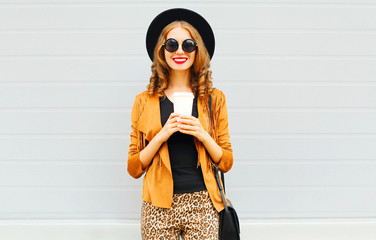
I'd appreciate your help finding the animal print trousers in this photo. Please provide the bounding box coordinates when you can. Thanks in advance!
[141,190,219,240]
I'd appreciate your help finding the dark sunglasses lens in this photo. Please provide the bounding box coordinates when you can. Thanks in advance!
[183,39,197,52]
[164,39,178,52]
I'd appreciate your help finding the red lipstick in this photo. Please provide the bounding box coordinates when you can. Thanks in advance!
[173,57,188,64]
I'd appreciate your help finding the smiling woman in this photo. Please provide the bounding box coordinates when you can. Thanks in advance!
[127,8,234,240]
[148,19,212,98]
[164,27,196,70]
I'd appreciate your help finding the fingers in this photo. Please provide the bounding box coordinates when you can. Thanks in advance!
[178,115,196,120]
[168,113,181,120]
[177,117,197,126]
[178,124,196,131]
[165,113,181,126]
[165,114,202,137]
[167,114,181,132]
[167,121,180,131]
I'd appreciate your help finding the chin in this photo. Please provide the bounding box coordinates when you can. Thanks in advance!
[168,61,194,71]
[174,66,191,71]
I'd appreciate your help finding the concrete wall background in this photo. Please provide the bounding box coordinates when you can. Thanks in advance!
[1,0,376,239]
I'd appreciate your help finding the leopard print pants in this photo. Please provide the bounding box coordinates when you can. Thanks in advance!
[141,190,219,240]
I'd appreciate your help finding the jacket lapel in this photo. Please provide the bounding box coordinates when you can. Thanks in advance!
[136,93,162,142]
[197,96,209,133]
[195,97,210,168]
[136,93,172,173]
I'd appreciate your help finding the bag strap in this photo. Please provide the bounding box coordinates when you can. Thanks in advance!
[213,164,229,211]
[209,89,226,195]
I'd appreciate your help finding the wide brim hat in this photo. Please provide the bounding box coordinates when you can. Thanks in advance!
[146,8,215,61]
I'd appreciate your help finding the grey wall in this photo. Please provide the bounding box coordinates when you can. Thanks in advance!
[1,0,376,221]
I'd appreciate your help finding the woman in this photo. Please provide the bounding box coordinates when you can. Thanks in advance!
[128,8,233,239]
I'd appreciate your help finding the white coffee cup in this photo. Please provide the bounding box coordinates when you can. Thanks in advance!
[172,92,194,116]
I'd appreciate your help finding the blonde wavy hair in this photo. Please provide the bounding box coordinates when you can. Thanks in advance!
[147,21,213,100]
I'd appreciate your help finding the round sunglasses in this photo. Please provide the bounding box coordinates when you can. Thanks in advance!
[163,38,197,53]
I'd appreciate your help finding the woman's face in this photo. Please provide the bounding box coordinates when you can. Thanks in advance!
[164,27,196,72]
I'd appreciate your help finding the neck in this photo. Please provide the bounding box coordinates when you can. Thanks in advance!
[168,69,191,91]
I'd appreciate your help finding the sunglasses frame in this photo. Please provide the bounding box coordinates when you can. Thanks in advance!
[163,38,198,53]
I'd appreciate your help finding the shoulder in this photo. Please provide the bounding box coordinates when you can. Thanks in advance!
[131,90,150,114]
[130,90,150,122]
[211,88,228,105]
[134,90,149,101]
[132,90,152,106]
[212,88,226,97]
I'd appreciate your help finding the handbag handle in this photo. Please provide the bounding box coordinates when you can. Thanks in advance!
[213,163,229,211]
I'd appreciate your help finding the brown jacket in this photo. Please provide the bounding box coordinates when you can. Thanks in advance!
[127,88,233,212]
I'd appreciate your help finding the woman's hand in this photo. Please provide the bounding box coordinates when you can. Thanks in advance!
[156,113,181,143]
[177,115,210,142]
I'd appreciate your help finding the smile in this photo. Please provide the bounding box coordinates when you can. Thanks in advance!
[173,57,188,64]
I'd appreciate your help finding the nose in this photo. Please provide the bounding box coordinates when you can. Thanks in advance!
[176,42,184,54]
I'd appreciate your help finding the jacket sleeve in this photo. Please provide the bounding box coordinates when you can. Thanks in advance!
[214,90,234,173]
[127,95,147,179]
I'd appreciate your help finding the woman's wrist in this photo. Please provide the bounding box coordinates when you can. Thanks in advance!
[201,131,223,164]
[200,131,211,144]
[154,131,166,145]
[139,131,165,169]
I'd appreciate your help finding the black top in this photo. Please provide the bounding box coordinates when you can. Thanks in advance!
[159,95,207,194]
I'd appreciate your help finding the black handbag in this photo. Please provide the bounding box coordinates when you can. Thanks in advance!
[209,92,240,240]
[213,165,241,240]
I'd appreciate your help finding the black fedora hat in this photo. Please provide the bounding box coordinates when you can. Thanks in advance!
[146,8,215,61]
